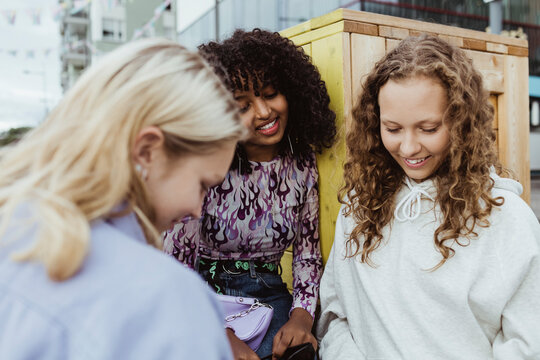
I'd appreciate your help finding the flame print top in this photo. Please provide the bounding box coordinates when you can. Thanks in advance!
[163,152,322,317]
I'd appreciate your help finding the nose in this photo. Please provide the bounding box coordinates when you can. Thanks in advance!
[400,131,422,157]
[253,98,271,120]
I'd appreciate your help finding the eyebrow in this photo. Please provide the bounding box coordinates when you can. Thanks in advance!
[380,118,442,125]
[234,94,247,100]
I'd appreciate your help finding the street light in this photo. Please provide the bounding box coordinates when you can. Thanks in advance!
[483,0,503,35]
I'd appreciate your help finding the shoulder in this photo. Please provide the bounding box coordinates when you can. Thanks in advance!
[292,151,319,183]
[0,217,229,359]
[489,187,539,233]
[81,221,229,357]
[486,188,540,265]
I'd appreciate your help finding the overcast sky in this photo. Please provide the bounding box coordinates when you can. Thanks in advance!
[0,0,62,133]
[0,0,212,133]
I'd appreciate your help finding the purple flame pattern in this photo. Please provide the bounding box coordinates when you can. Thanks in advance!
[163,152,322,317]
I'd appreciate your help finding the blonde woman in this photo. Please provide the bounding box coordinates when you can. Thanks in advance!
[0,39,245,359]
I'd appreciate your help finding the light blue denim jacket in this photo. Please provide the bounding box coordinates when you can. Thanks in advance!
[0,209,232,359]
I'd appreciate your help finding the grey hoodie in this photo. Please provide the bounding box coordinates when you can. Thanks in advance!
[318,174,540,360]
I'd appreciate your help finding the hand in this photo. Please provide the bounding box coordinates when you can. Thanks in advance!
[271,308,317,359]
[226,328,261,360]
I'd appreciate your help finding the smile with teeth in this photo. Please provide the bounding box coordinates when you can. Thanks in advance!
[404,157,429,165]
[257,119,277,130]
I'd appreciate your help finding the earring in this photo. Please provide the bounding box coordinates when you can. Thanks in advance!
[287,134,294,155]
[135,163,148,181]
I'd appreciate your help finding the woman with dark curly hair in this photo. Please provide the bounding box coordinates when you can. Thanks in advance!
[164,29,336,359]
[317,34,540,359]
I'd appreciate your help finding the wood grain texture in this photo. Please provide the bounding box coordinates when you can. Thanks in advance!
[343,20,378,36]
[463,38,487,51]
[487,42,508,54]
[467,50,505,94]
[438,34,464,48]
[311,33,348,264]
[508,45,529,57]
[378,25,410,39]
[497,55,530,202]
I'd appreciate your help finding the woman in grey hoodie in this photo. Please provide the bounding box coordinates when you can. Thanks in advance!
[318,34,540,359]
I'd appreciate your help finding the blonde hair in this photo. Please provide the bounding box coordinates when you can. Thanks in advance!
[341,34,506,269]
[0,38,245,281]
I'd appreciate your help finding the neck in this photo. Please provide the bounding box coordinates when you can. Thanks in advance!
[243,143,279,162]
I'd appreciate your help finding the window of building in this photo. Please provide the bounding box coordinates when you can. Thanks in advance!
[102,18,124,41]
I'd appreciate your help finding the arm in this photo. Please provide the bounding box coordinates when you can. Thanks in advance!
[290,162,323,318]
[316,207,365,360]
[492,209,540,359]
[272,161,322,358]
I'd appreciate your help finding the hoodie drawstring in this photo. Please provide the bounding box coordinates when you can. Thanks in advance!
[394,177,435,222]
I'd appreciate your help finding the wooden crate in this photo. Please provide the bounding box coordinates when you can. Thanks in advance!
[278,8,530,287]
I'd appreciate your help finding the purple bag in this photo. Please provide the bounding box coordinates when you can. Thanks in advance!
[217,294,274,351]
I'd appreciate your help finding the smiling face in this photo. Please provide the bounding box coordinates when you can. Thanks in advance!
[233,83,289,162]
[379,75,451,182]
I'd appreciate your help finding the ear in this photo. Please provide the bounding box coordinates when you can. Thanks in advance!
[132,126,165,168]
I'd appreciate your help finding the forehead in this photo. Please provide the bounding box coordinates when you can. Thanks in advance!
[231,70,274,92]
[379,76,447,122]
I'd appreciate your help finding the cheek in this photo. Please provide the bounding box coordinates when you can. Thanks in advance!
[430,133,451,155]
[380,132,398,153]
[240,112,254,128]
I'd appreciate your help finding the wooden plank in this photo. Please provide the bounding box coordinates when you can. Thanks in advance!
[340,9,527,48]
[287,20,345,47]
[310,8,345,31]
[350,34,386,101]
[301,43,312,57]
[463,38,487,51]
[386,38,400,52]
[279,248,293,291]
[311,32,348,264]
[487,42,508,54]
[508,45,529,57]
[280,19,312,39]
[410,29,437,37]
[438,34,464,48]
[489,95,498,130]
[379,25,409,39]
[343,20,378,36]
[497,55,530,203]
[466,50,504,94]
[343,33,352,135]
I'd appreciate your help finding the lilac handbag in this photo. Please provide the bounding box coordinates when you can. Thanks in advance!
[217,293,274,351]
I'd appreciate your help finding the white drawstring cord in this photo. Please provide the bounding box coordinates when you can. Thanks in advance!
[394,177,435,222]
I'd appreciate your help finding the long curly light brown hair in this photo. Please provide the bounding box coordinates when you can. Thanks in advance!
[340,34,508,269]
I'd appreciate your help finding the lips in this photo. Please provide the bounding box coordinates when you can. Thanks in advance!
[256,118,279,136]
[403,156,431,168]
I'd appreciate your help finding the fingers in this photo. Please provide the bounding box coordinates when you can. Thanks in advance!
[272,330,319,359]
[272,329,293,359]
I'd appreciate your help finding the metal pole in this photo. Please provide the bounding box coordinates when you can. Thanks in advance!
[489,0,503,34]
[215,0,219,41]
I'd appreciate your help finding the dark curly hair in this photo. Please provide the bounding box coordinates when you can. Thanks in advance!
[340,34,508,269]
[198,28,336,173]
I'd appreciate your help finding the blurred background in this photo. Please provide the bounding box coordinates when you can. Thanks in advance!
[0,0,538,218]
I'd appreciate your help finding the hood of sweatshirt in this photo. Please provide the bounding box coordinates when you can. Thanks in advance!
[394,169,522,222]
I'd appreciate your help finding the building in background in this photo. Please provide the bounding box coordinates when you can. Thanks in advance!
[178,0,540,185]
[179,0,538,75]
[59,0,177,92]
